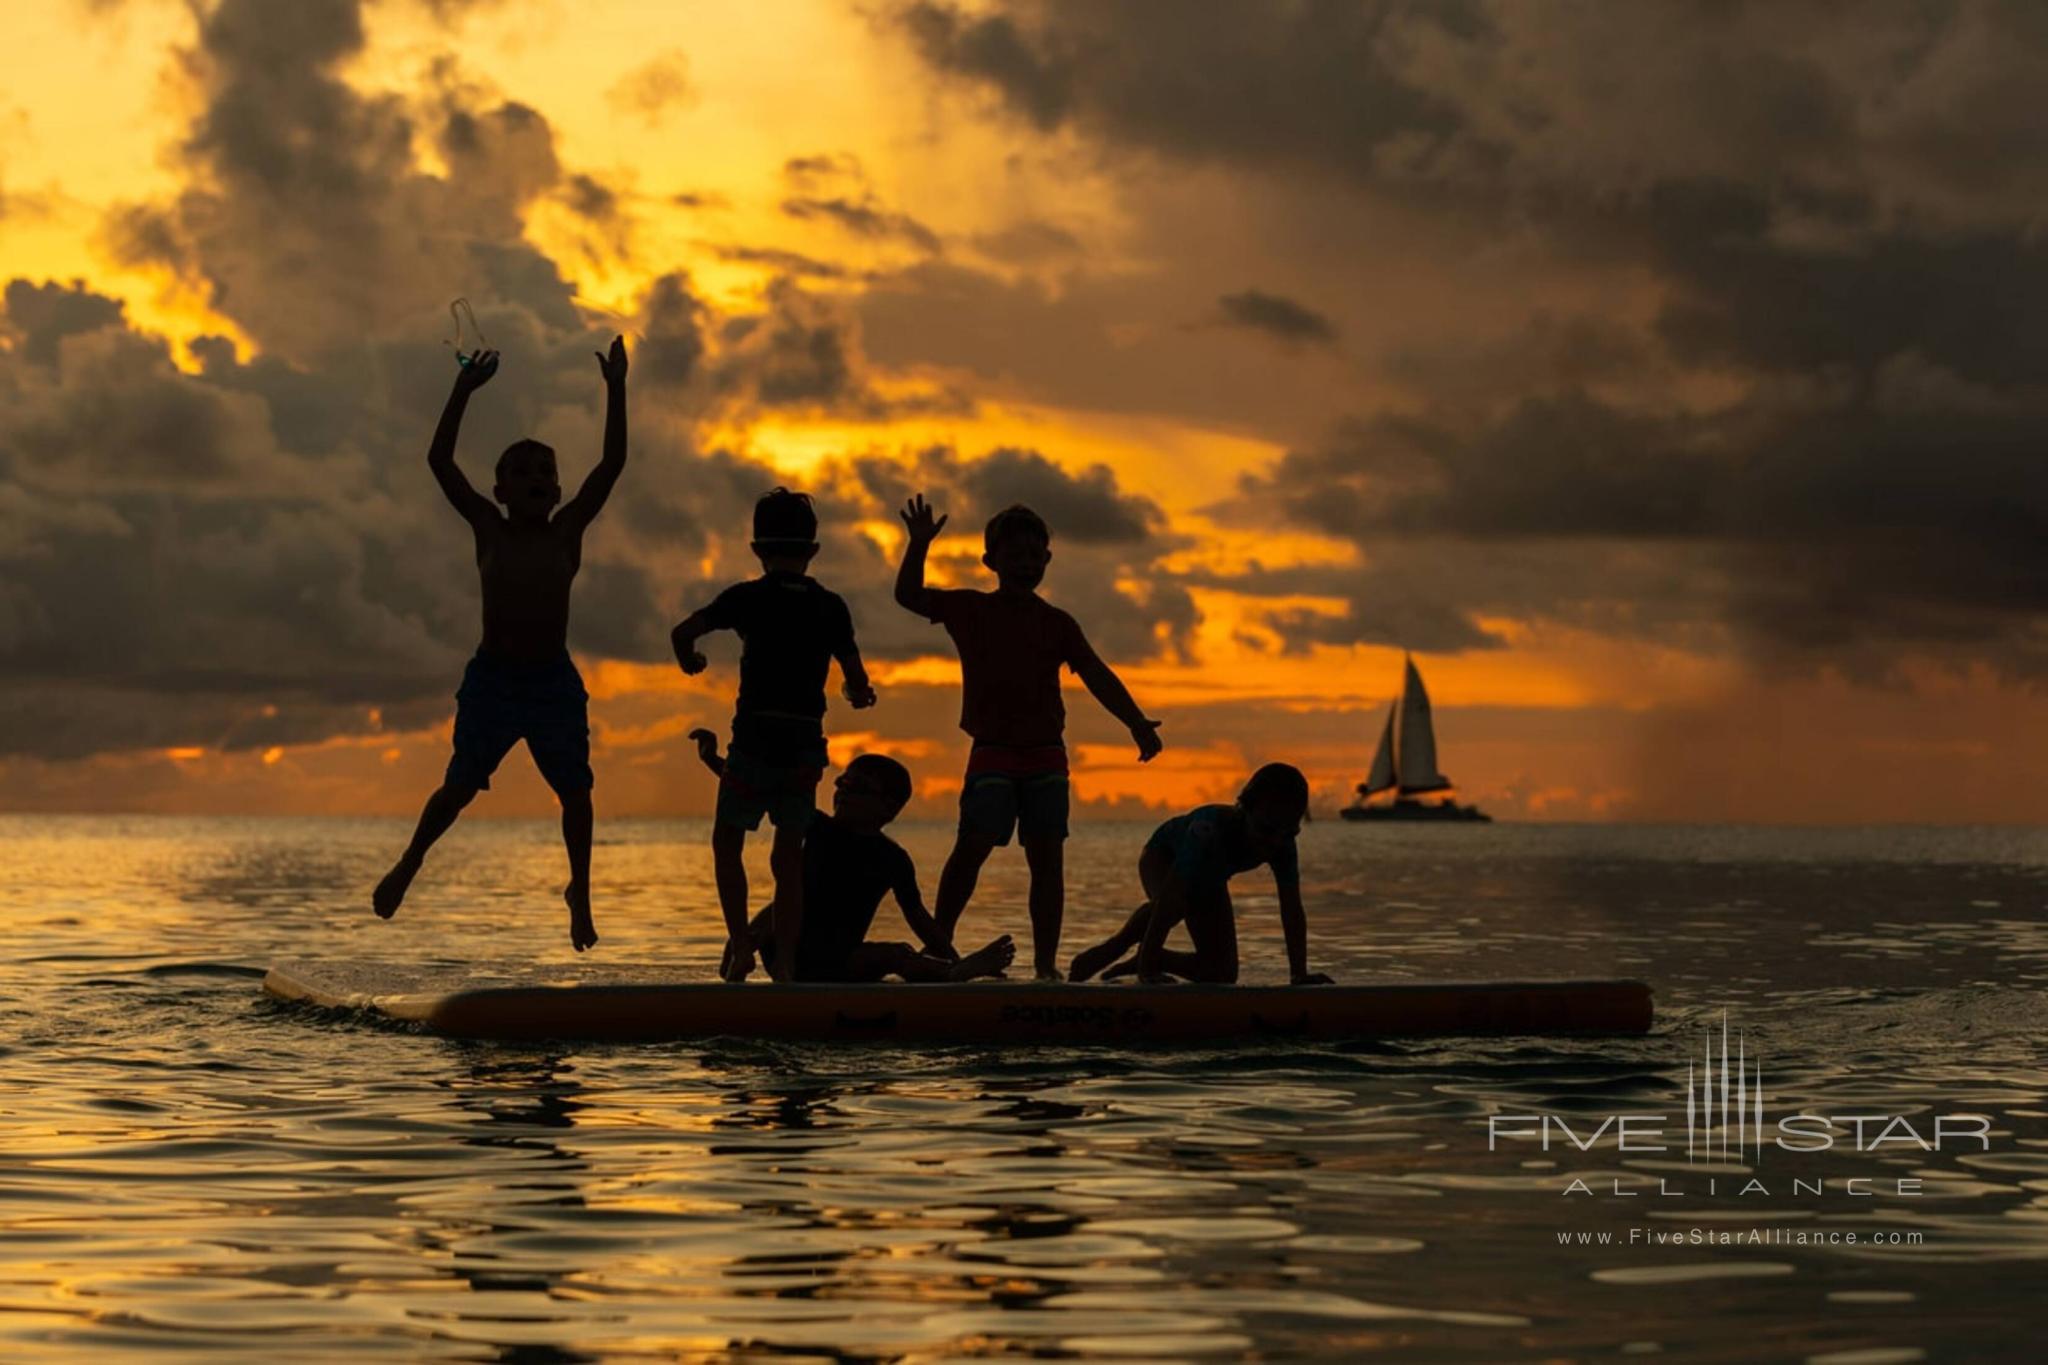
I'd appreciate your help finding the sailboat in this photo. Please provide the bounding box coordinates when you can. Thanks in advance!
[1340,655,1491,822]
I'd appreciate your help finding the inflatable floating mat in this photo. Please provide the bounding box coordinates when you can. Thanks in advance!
[264,960,1654,1044]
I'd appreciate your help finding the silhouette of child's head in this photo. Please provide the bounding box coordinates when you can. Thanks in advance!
[982,504,1051,590]
[1239,762,1309,853]
[494,440,560,521]
[833,753,913,831]
[751,487,819,568]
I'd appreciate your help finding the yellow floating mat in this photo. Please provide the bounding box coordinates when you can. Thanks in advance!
[264,959,1653,1043]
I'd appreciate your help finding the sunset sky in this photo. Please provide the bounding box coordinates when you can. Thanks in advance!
[5,0,2048,822]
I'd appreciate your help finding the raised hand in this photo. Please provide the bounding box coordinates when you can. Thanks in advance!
[454,348,499,394]
[1129,717,1164,763]
[900,493,947,546]
[689,728,720,762]
[595,334,627,387]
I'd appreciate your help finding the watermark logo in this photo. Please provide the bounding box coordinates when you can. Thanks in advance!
[1486,1011,1992,1198]
[1688,1012,1765,1163]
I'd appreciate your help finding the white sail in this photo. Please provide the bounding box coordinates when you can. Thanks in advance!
[1395,655,1452,795]
[1360,706,1397,797]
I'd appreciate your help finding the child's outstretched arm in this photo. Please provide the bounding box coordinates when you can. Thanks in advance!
[892,868,959,961]
[1068,632,1164,762]
[559,336,628,531]
[837,641,877,709]
[1276,878,1332,985]
[427,349,501,527]
[825,593,877,708]
[894,493,947,618]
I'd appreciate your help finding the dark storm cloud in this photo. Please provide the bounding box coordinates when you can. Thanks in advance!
[105,0,581,361]
[560,173,621,224]
[894,0,2048,679]
[781,196,943,255]
[956,447,1161,545]
[897,0,1468,178]
[2,280,127,366]
[633,271,705,387]
[709,245,854,280]
[1219,378,2048,675]
[778,152,943,255]
[1213,289,1338,348]
[709,278,971,420]
[1640,179,2048,388]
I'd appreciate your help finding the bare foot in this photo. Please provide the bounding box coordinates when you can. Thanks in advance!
[373,856,419,920]
[1068,938,1126,983]
[1033,966,1064,983]
[565,882,599,952]
[946,935,1015,982]
[1100,956,1141,981]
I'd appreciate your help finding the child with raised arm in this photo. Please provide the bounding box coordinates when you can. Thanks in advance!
[895,494,1163,979]
[688,732,1016,983]
[673,489,875,982]
[1068,763,1334,986]
[373,336,631,951]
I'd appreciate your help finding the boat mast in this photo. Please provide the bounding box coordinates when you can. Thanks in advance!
[1360,705,1397,798]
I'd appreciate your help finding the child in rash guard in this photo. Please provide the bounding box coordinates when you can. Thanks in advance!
[671,488,876,981]
[1068,763,1334,986]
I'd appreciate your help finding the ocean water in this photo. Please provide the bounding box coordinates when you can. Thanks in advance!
[2,815,2045,1363]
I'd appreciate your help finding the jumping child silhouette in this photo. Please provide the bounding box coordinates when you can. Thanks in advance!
[895,495,1163,979]
[672,489,876,982]
[373,337,630,951]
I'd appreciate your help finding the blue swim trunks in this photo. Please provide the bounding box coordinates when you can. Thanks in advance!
[445,651,592,796]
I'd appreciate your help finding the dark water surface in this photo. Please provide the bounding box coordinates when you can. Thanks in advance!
[3,816,2045,1361]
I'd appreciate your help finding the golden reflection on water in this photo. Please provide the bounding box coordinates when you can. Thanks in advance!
[2,816,2047,1359]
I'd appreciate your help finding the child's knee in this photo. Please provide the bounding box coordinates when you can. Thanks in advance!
[947,831,999,866]
[440,781,482,809]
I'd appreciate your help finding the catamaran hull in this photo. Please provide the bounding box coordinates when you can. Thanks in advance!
[1340,801,1491,822]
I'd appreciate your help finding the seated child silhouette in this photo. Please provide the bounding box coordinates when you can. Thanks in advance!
[895,495,1163,979]
[1069,763,1335,985]
[690,733,1015,982]
[672,489,875,981]
[372,338,630,952]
